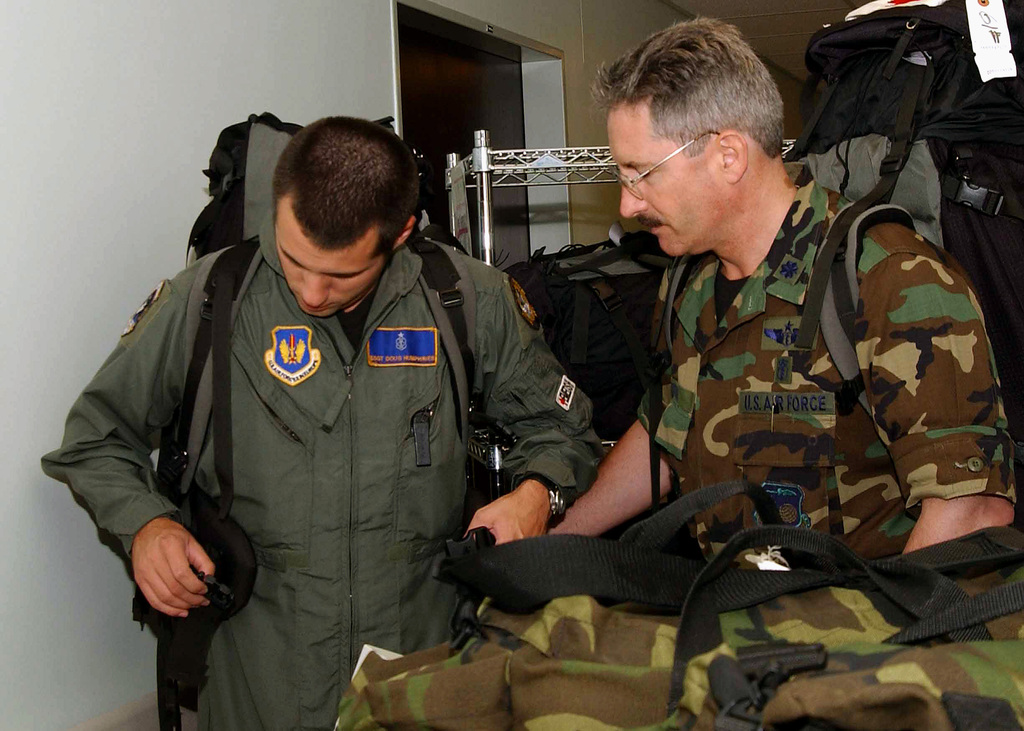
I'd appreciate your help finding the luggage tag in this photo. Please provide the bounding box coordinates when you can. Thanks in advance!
[967,0,1017,82]
[745,545,791,572]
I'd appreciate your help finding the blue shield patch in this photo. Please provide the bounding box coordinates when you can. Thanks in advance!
[755,481,811,528]
[367,327,437,367]
[264,326,322,386]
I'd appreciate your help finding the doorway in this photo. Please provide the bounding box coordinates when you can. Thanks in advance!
[397,4,533,265]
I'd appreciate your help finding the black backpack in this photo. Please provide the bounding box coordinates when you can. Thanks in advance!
[505,231,669,441]
[786,0,1024,506]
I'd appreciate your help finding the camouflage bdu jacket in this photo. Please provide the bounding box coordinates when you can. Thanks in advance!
[640,175,1015,558]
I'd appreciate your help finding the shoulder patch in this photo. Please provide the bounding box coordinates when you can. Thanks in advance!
[509,277,539,329]
[556,375,576,411]
[122,281,167,337]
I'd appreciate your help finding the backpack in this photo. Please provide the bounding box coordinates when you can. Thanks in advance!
[504,230,670,441]
[143,114,478,731]
[785,0,1024,496]
[340,482,1024,730]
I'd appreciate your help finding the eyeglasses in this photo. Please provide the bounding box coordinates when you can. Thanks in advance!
[615,131,716,200]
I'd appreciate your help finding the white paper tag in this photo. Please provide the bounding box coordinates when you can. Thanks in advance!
[745,546,792,572]
[352,644,403,679]
[966,0,1017,81]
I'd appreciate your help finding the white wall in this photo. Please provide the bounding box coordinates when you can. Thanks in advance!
[6,1,685,728]
[2,2,397,728]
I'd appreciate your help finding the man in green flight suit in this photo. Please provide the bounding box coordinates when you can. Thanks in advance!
[42,116,602,729]
[554,19,1015,558]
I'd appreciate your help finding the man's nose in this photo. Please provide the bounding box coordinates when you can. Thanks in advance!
[300,275,330,309]
[619,187,646,220]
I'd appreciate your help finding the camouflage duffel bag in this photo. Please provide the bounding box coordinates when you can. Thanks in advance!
[338,522,1024,730]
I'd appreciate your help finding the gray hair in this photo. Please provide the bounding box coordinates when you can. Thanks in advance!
[593,18,784,158]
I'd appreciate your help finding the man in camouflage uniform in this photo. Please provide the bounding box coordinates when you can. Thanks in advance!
[554,19,1015,557]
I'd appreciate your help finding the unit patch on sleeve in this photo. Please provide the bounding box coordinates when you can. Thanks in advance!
[509,277,539,329]
[122,280,167,337]
[556,374,576,411]
[264,326,322,386]
[367,327,438,367]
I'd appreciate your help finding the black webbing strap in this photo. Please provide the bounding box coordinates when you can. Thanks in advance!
[887,580,1024,645]
[438,534,705,610]
[667,524,984,713]
[620,479,781,551]
[437,481,780,612]
[788,72,835,162]
[205,243,259,519]
[408,236,474,440]
[552,235,654,278]
[570,282,591,365]
[796,60,930,351]
[589,278,652,387]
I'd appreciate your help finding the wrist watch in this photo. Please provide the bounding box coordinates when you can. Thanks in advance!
[547,485,566,517]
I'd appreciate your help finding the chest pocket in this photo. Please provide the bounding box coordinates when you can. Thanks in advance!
[731,388,838,532]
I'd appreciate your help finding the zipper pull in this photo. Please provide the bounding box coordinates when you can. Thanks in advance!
[411,408,432,467]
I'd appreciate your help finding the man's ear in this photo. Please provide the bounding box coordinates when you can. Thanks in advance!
[715,131,748,185]
[393,215,418,250]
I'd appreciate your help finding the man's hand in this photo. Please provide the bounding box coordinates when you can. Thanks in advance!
[467,479,550,544]
[131,516,215,618]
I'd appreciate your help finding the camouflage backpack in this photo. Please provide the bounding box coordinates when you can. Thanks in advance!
[338,482,1024,730]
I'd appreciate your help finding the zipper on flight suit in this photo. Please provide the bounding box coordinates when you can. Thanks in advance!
[253,386,303,444]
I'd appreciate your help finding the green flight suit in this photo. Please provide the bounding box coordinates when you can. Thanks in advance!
[42,222,602,730]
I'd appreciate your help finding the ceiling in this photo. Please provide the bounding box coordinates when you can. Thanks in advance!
[662,0,863,81]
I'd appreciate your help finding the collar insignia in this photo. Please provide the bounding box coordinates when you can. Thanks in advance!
[264,326,321,386]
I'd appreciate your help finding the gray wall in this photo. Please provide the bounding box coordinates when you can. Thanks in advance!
[8,1,687,728]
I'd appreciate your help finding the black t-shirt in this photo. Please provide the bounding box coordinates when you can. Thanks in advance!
[715,269,747,323]
[336,286,377,350]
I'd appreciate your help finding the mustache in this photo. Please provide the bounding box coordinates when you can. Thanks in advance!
[636,215,663,229]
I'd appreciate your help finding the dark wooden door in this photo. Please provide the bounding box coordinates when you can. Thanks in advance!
[398,4,530,266]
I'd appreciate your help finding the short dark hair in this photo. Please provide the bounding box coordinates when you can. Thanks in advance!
[272,116,419,252]
[593,19,784,158]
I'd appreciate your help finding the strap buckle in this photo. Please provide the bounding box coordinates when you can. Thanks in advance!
[941,174,1004,217]
[438,288,464,308]
[835,374,865,417]
[878,153,905,176]
[156,441,189,491]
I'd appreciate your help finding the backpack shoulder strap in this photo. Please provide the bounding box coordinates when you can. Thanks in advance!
[407,235,476,444]
[157,241,261,500]
[815,204,917,417]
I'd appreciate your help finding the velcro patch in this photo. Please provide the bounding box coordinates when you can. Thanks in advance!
[122,280,167,337]
[739,390,835,416]
[367,328,438,367]
[556,374,576,411]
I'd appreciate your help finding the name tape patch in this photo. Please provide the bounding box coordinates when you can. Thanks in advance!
[367,327,438,367]
[739,390,836,416]
[264,326,322,386]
